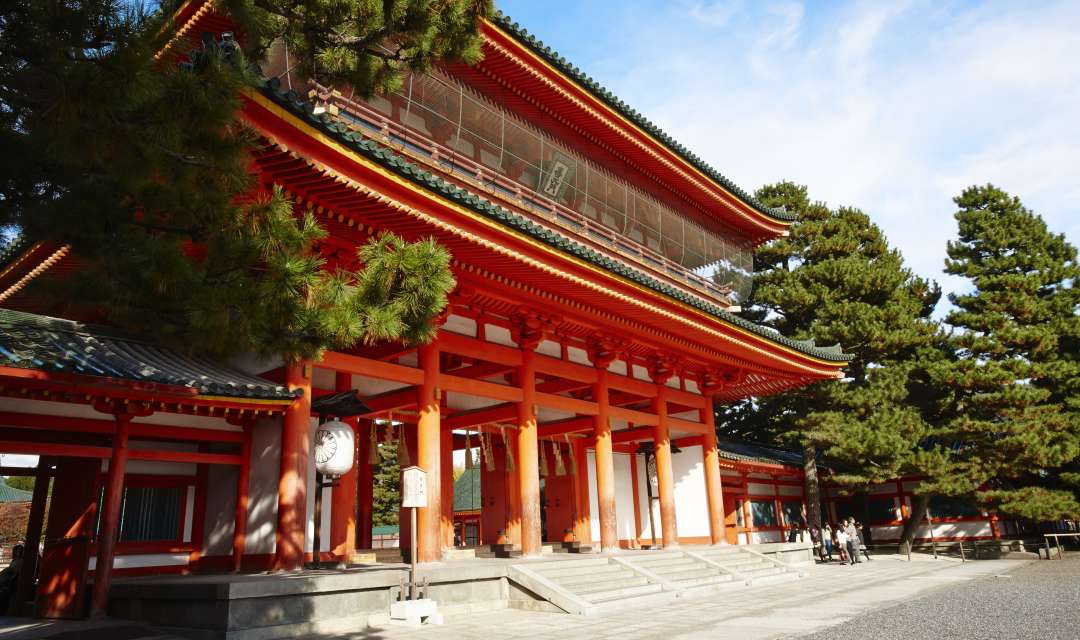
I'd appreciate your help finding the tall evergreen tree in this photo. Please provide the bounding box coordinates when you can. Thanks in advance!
[0,0,488,359]
[717,182,941,533]
[924,185,1080,520]
[372,443,401,527]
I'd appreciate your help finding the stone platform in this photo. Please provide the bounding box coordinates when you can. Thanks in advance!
[106,543,813,640]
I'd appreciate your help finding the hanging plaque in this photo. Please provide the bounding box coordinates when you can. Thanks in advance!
[401,466,428,507]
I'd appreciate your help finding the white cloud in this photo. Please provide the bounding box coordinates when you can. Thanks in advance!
[587,0,1080,302]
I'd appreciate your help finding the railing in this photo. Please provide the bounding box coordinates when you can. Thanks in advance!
[321,87,742,308]
[1044,533,1080,559]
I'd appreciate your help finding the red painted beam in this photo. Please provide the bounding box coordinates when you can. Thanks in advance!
[438,332,522,367]
[441,403,516,430]
[127,449,242,466]
[0,440,111,458]
[440,373,523,403]
[537,416,593,438]
[319,351,424,385]
[0,412,245,442]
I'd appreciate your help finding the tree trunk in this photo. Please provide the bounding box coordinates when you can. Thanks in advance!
[803,440,821,531]
[899,493,931,554]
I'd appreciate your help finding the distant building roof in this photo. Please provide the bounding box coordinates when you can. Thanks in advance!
[0,308,297,400]
[717,440,804,468]
[454,467,481,513]
[0,478,33,503]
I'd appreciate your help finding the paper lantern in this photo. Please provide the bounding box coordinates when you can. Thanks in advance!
[314,419,355,478]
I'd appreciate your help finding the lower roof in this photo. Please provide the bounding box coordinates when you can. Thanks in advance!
[0,308,296,401]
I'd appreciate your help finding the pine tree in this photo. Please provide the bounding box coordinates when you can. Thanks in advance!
[925,185,1080,520]
[0,0,488,359]
[371,443,401,527]
[717,182,941,533]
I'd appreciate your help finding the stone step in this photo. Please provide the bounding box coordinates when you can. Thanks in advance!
[709,559,772,572]
[582,582,664,603]
[554,568,638,588]
[670,573,735,589]
[631,556,700,571]
[444,548,476,560]
[569,575,651,595]
[650,566,720,582]
[591,588,677,615]
[531,561,618,579]
[623,550,686,562]
[748,571,801,586]
[743,566,785,578]
[531,556,612,571]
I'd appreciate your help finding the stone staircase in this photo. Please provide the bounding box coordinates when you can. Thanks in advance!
[508,546,803,616]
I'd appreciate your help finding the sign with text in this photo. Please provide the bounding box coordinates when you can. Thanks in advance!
[401,466,428,508]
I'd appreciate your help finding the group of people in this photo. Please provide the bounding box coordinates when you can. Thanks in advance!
[816,519,871,565]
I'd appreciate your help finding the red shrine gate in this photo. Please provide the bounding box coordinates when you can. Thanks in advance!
[0,0,850,618]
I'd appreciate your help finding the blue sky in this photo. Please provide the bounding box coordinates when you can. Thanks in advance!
[498,0,1080,303]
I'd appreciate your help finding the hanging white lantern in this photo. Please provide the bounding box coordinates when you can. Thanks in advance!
[314,419,355,478]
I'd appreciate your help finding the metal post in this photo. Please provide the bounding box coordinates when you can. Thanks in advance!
[410,506,418,600]
[959,539,966,562]
[1045,537,1051,560]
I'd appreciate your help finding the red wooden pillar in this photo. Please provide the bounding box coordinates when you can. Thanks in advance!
[274,360,312,571]
[90,413,131,617]
[593,368,618,552]
[416,343,443,562]
[15,458,51,612]
[356,419,374,550]
[652,387,678,548]
[480,428,508,544]
[517,348,541,556]
[330,371,358,562]
[571,438,592,544]
[440,426,454,549]
[232,423,253,571]
[701,404,727,545]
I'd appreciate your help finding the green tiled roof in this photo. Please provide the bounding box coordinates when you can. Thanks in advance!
[262,79,851,364]
[453,467,481,512]
[489,12,795,224]
[718,440,804,468]
[0,478,33,503]
[0,308,298,400]
[372,524,400,536]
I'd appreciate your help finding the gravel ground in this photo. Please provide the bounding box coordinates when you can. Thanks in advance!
[796,556,1080,640]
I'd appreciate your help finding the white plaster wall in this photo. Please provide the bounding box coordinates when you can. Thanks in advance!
[671,445,709,538]
[634,453,650,536]
[779,484,803,497]
[613,453,637,540]
[444,314,477,336]
[748,482,776,495]
[485,324,515,347]
[203,463,239,556]
[870,483,896,495]
[88,553,190,570]
[751,531,782,543]
[586,451,600,543]
[537,339,560,358]
[870,525,904,541]
[930,521,992,539]
[902,480,920,492]
[245,416,282,554]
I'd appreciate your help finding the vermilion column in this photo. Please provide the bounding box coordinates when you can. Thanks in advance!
[416,344,443,562]
[701,404,727,545]
[517,348,541,556]
[356,420,374,550]
[274,360,312,571]
[441,427,454,549]
[593,368,618,551]
[91,413,131,617]
[653,388,678,548]
[330,372,358,562]
[232,423,253,571]
[571,438,592,544]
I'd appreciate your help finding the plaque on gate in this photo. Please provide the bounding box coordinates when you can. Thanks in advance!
[402,466,428,507]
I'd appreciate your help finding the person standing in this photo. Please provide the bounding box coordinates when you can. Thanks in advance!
[856,521,872,561]
[836,526,849,565]
[821,524,834,562]
[845,519,860,564]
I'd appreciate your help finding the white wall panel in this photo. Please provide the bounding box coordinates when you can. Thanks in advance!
[672,445,709,538]
[748,482,776,495]
[587,451,599,543]
[246,416,282,554]
[778,484,803,497]
[613,453,637,540]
